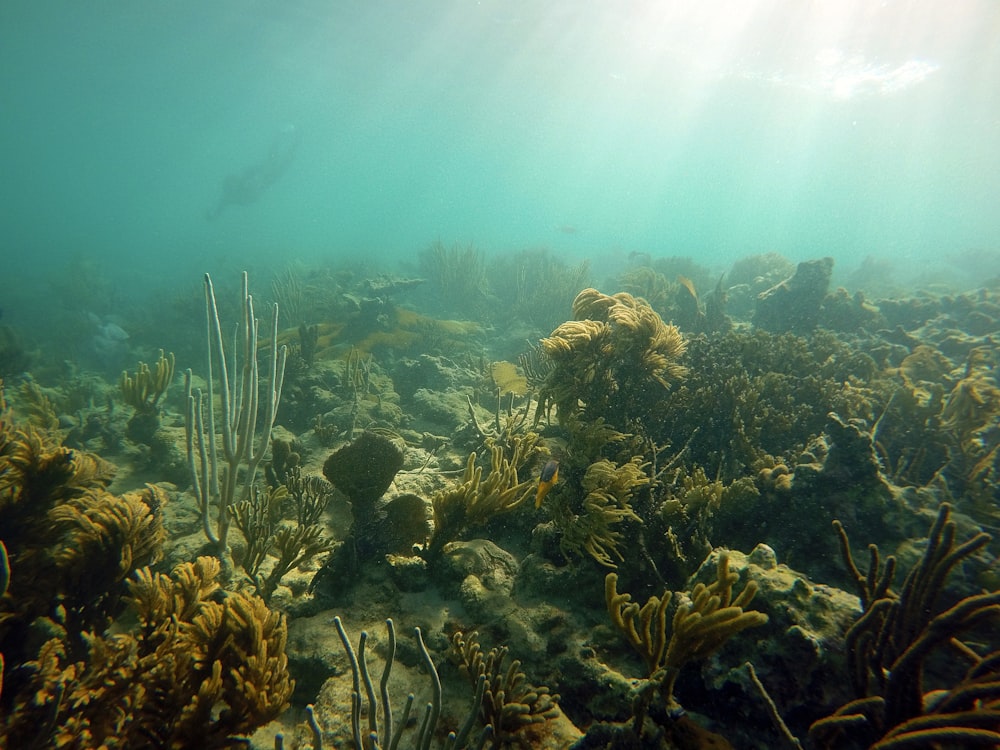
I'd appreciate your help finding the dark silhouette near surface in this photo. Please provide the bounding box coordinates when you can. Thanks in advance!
[206,124,300,220]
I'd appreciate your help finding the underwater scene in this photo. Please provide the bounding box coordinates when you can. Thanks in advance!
[2,2,1000,748]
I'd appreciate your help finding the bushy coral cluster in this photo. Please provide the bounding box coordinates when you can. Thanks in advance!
[538,288,687,428]
[0,397,293,749]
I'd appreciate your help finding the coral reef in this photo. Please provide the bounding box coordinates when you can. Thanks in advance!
[6,251,1000,750]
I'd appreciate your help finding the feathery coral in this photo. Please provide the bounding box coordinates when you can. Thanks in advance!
[538,288,686,428]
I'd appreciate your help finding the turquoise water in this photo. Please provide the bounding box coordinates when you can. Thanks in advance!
[2,0,999,291]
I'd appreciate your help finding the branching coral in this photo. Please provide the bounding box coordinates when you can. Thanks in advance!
[809,504,1000,748]
[121,349,176,446]
[600,552,768,744]
[331,617,490,750]
[452,629,560,745]
[120,348,175,414]
[230,481,334,603]
[606,552,768,707]
[185,272,288,565]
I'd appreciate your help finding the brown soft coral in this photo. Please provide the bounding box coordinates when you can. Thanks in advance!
[538,288,687,428]
[3,558,293,749]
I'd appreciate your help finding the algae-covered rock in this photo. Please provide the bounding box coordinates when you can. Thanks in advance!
[755,256,833,333]
[715,412,905,584]
[685,547,860,740]
[394,353,478,399]
[441,538,519,622]
[385,553,429,592]
[409,387,470,432]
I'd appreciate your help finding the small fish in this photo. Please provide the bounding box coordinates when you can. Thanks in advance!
[535,460,559,508]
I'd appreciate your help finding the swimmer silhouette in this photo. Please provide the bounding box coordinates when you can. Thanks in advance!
[206,124,300,220]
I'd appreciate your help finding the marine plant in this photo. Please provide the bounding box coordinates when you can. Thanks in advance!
[617,266,673,315]
[809,504,1000,748]
[517,342,555,395]
[464,394,545,479]
[184,272,287,568]
[343,345,376,438]
[537,288,687,430]
[488,247,591,333]
[616,265,709,333]
[270,265,306,326]
[329,617,491,750]
[940,356,1000,488]
[0,408,286,748]
[12,378,60,430]
[0,420,164,654]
